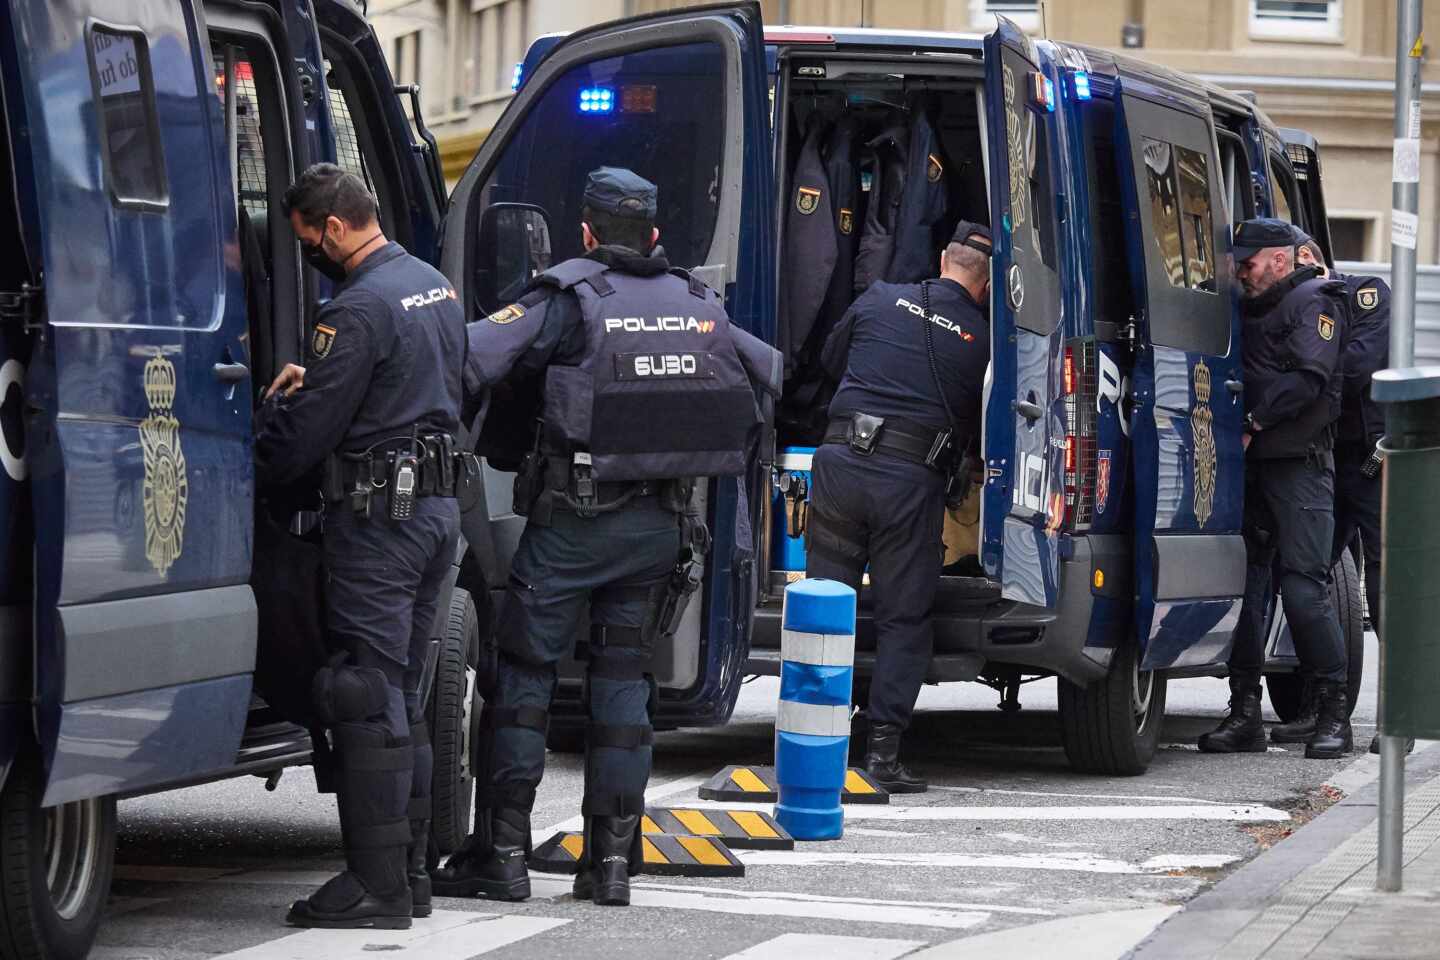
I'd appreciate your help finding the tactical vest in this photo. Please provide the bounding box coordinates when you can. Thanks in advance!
[531,258,760,482]
[1246,276,1345,460]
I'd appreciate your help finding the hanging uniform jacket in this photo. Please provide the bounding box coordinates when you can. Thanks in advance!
[816,113,863,349]
[779,117,838,373]
[886,101,950,284]
[853,116,908,295]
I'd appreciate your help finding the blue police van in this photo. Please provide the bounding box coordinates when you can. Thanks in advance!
[0,2,488,956]
[468,5,1361,772]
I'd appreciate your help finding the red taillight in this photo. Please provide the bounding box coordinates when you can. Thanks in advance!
[1062,341,1099,529]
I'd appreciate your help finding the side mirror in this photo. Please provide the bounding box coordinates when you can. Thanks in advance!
[475,203,554,310]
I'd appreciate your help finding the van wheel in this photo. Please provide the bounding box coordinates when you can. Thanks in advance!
[0,757,116,960]
[1058,641,1167,776]
[1265,549,1365,722]
[429,588,482,856]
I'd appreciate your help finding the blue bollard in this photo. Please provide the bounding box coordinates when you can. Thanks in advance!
[774,578,857,841]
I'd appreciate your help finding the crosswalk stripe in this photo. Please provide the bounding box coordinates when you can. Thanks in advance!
[205,910,567,960]
[735,850,1239,874]
[619,886,988,929]
[633,882,1054,917]
[692,802,1290,823]
[720,933,926,960]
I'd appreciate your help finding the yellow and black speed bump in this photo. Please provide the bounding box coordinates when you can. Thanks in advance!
[697,764,891,804]
[644,806,793,850]
[529,831,744,877]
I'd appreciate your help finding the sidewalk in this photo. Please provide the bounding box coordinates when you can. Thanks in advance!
[1130,742,1440,960]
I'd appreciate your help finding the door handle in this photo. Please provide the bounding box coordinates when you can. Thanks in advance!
[1014,399,1044,422]
[1225,379,1244,395]
[213,362,250,384]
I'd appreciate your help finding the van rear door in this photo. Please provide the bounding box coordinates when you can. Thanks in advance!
[1278,128,1333,263]
[981,21,1065,608]
[0,0,256,804]
[439,4,775,702]
[1111,81,1247,668]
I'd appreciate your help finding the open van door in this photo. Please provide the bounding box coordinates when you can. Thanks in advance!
[981,20,1065,608]
[1111,81,1247,668]
[1,0,256,804]
[439,3,775,702]
[1278,128,1333,264]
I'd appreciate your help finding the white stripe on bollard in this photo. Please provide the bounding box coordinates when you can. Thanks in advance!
[780,629,857,667]
[777,700,852,737]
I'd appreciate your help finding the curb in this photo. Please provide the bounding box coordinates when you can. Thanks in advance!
[1125,742,1440,960]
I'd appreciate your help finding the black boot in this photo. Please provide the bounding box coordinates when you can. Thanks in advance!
[865,722,927,793]
[1306,681,1353,759]
[1269,680,1319,743]
[408,820,431,918]
[431,807,531,901]
[1198,677,1267,753]
[572,815,639,907]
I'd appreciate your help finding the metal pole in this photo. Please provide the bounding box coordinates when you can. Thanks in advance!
[1378,0,1423,895]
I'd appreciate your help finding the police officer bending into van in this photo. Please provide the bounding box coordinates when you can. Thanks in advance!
[1292,228,1405,755]
[433,168,777,907]
[255,163,466,928]
[1200,217,1351,760]
[806,221,992,793]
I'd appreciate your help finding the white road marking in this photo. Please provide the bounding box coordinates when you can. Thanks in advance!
[987,832,1097,848]
[846,827,921,838]
[633,881,1055,917]
[905,906,1180,960]
[719,933,925,960]
[735,850,1238,874]
[692,802,1291,823]
[1162,743,1287,753]
[619,887,988,930]
[206,910,567,960]
[928,785,1229,805]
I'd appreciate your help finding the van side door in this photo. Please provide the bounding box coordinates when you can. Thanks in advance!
[1277,128,1333,263]
[981,20,1066,608]
[0,0,256,804]
[1112,84,1247,668]
[440,4,775,707]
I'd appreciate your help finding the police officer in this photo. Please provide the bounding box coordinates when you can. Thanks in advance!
[1292,229,1404,755]
[806,221,992,793]
[255,163,465,929]
[1199,218,1351,760]
[432,168,778,907]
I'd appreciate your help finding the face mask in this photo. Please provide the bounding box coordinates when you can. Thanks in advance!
[304,237,348,284]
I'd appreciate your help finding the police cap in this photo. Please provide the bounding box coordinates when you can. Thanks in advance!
[1232,217,1296,262]
[584,166,658,220]
[950,220,993,255]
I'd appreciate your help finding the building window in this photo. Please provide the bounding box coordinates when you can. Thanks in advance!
[1250,0,1342,41]
[469,0,526,101]
[1329,216,1374,262]
[971,0,1040,31]
[393,30,421,88]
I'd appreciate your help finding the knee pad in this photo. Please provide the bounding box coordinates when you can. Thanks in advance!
[313,654,391,724]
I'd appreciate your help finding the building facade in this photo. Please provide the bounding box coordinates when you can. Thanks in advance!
[370,0,1440,261]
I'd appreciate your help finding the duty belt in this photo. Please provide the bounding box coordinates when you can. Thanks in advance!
[326,432,463,501]
[823,413,957,472]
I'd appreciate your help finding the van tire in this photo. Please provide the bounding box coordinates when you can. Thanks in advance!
[0,756,115,960]
[1265,550,1364,722]
[1058,641,1167,776]
[429,588,482,856]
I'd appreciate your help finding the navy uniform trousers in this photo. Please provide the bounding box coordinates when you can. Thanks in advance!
[805,443,945,729]
[1228,455,1346,684]
[1332,446,1382,635]
[485,499,680,818]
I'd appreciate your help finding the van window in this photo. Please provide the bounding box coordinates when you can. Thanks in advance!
[1142,139,1216,294]
[998,51,1061,337]
[1269,153,1297,223]
[473,40,726,307]
[1080,99,1133,326]
[321,52,407,245]
[1215,128,1253,224]
[88,27,167,207]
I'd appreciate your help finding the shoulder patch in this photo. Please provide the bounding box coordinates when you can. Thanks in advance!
[1356,286,1379,311]
[795,186,821,215]
[927,153,944,182]
[838,207,854,235]
[487,303,525,325]
[312,322,337,359]
[1318,313,1335,342]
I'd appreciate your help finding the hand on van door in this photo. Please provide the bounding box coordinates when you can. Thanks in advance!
[266,363,307,399]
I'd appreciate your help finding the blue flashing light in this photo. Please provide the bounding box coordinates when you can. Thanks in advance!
[579,86,614,114]
[1073,71,1091,100]
[1044,77,1056,112]
[511,62,523,91]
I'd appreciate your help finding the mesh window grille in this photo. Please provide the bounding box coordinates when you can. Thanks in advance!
[325,62,374,193]
[213,47,268,220]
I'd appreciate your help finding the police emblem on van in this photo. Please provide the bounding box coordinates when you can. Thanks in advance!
[139,355,188,575]
[312,322,337,359]
[796,186,821,215]
[1192,360,1216,528]
[1357,287,1379,311]
[1318,313,1335,341]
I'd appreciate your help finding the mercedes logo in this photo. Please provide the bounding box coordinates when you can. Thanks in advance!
[1007,264,1025,310]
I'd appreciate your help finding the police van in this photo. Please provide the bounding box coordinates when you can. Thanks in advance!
[464,5,1361,772]
[0,2,482,957]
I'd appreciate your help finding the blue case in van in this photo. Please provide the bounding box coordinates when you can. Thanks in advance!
[772,446,817,571]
